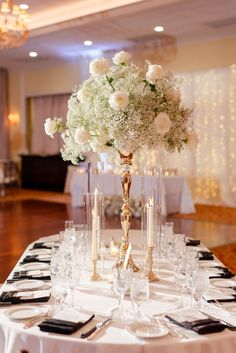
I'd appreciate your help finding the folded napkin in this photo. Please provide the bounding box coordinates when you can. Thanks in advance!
[186,239,200,247]
[7,270,51,282]
[0,290,51,304]
[21,255,51,264]
[32,242,52,250]
[39,314,95,335]
[198,251,214,261]
[165,309,226,334]
[205,294,236,303]
[209,271,235,279]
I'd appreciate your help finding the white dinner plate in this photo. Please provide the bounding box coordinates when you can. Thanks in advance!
[5,306,42,320]
[30,249,52,255]
[20,262,49,271]
[13,279,44,291]
[127,322,169,339]
[223,303,236,314]
[211,279,236,288]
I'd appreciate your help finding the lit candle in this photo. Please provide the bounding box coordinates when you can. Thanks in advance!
[147,196,154,247]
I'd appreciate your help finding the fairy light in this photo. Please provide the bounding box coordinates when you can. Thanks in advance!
[127,66,236,206]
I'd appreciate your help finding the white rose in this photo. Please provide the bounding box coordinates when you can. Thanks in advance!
[146,64,165,82]
[165,87,181,102]
[89,57,110,76]
[77,87,91,102]
[154,112,171,135]
[74,128,91,144]
[112,51,131,65]
[90,137,107,153]
[187,131,199,150]
[108,91,129,110]
[44,118,57,138]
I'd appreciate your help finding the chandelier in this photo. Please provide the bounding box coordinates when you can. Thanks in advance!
[0,0,30,49]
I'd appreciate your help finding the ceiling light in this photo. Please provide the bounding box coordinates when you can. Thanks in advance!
[84,40,93,46]
[29,51,38,58]
[19,3,29,10]
[0,0,30,49]
[154,26,164,32]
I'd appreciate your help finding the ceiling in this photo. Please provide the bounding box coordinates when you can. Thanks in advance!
[1,0,236,69]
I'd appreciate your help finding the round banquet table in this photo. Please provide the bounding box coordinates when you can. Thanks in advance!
[0,230,236,353]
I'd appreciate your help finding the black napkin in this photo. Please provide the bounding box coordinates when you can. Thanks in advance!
[0,291,50,304]
[186,239,200,246]
[39,314,95,335]
[31,242,52,250]
[209,271,235,279]
[198,251,214,260]
[207,294,236,303]
[165,315,226,334]
[213,266,230,271]
[21,255,51,264]
[7,271,51,282]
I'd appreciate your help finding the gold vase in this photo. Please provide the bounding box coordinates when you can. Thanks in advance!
[114,152,139,272]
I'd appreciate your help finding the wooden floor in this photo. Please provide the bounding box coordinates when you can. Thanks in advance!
[0,198,236,282]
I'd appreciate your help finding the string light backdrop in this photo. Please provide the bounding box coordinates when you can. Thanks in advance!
[145,65,236,207]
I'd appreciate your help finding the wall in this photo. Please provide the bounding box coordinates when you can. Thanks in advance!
[8,35,236,159]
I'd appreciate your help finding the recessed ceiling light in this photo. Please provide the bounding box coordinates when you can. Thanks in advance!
[29,51,38,58]
[20,4,29,10]
[154,26,164,32]
[84,40,93,46]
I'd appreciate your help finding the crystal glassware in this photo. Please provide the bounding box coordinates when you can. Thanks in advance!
[192,269,209,308]
[130,275,149,321]
[112,268,132,320]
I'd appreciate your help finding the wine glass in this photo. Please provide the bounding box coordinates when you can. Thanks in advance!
[50,250,68,312]
[130,275,149,321]
[112,268,131,320]
[192,269,209,308]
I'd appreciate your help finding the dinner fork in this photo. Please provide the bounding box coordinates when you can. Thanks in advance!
[24,307,54,329]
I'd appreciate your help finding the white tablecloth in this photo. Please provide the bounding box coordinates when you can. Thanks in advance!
[0,231,236,353]
[64,166,195,215]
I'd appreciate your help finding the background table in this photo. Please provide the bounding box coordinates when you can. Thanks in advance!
[64,166,195,215]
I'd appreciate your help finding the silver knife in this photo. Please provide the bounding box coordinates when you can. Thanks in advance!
[80,318,111,339]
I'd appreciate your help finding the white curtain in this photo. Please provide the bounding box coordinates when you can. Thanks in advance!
[31,94,70,154]
[0,68,9,159]
[144,66,236,207]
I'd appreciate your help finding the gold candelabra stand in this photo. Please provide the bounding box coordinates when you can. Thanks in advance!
[114,152,139,272]
[90,259,101,281]
[146,246,159,282]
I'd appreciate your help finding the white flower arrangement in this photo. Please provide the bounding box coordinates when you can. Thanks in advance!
[44,51,197,164]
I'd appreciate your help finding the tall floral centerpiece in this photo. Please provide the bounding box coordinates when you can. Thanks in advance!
[45,51,198,270]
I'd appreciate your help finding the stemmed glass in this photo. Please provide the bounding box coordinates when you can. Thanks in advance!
[130,275,149,321]
[112,268,131,320]
[192,269,209,308]
[50,249,68,312]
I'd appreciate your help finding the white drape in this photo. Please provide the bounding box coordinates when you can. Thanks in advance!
[145,66,236,207]
[31,94,70,154]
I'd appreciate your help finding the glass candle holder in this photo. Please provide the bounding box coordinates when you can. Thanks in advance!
[85,190,104,280]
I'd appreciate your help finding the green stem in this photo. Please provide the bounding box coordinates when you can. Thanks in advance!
[105,74,115,92]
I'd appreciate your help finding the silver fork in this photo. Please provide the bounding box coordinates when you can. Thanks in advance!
[158,315,190,339]
[24,307,54,329]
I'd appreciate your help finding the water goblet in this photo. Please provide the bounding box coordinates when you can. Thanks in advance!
[130,275,149,321]
[112,268,132,321]
[192,269,209,308]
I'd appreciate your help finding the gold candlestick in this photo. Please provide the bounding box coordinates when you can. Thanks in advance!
[146,246,159,282]
[90,259,101,281]
[114,152,139,272]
